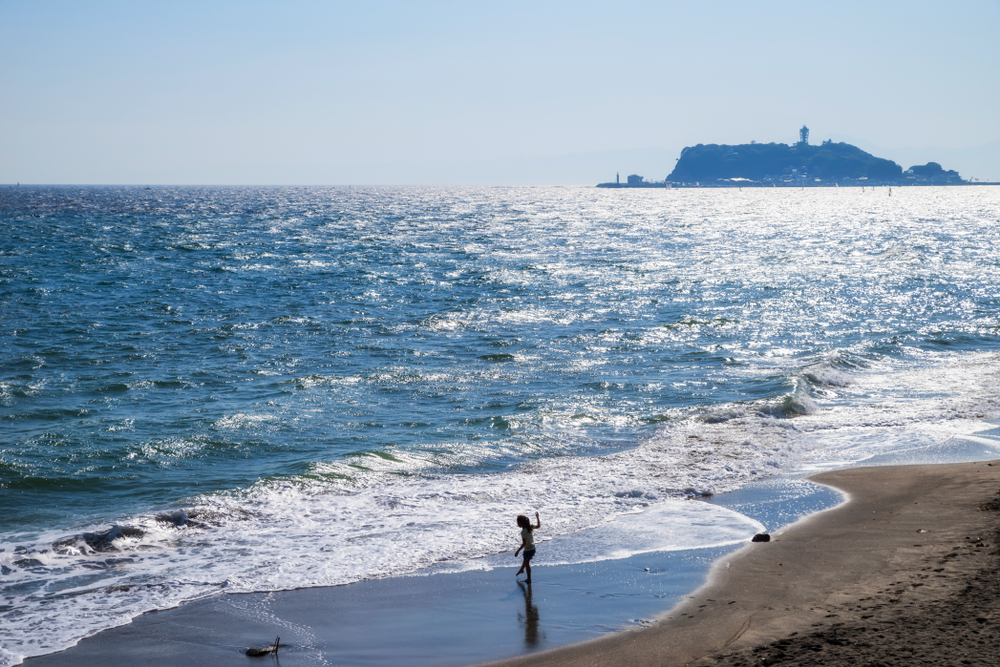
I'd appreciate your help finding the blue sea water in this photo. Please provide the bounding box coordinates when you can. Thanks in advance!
[2,184,1000,664]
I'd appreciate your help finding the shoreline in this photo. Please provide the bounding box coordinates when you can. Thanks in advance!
[484,459,1000,666]
[597,182,1000,188]
[19,460,1000,666]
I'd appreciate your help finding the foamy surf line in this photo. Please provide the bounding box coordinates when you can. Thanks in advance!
[0,399,828,664]
[12,424,1000,667]
[3,497,770,667]
[7,414,1000,666]
[18,475,844,667]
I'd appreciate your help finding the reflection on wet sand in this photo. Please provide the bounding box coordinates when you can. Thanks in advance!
[518,582,542,648]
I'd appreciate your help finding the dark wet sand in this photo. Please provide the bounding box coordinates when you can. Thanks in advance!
[22,531,736,666]
[486,460,1000,667]
[23,460,1000,667]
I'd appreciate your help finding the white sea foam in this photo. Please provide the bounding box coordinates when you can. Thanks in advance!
[536,501,764,564]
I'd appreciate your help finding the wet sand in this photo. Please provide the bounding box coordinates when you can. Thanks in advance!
[20,532,739,666]
[486,460,1000,667]
[22,460,1000,667]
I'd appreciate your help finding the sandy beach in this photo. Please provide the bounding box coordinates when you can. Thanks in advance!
[487,460,1000,667]
[23,460,1000,667]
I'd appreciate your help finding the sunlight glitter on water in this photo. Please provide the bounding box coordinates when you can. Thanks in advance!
[2,185,1000,663]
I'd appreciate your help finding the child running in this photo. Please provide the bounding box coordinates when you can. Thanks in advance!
[514,511,541,584]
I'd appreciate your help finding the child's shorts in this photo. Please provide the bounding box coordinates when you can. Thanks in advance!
[523,549,535,561]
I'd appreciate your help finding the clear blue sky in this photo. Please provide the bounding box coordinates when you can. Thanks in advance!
[2,0,998,184]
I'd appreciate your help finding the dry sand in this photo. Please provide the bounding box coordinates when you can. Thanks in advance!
[485,460,1000,667]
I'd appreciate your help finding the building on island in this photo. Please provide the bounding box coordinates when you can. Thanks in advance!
[596,173,671,188]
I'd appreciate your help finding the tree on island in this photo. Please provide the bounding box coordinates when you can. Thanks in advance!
[904,162,963,183]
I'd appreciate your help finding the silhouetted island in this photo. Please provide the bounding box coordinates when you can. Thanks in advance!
[598,126,965,188]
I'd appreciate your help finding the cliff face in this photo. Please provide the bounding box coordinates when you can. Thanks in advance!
[667,141,904,184]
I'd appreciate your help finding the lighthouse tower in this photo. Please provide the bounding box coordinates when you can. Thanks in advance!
[799,125,810,146]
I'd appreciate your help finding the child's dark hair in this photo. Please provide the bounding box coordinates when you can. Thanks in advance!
[516,514,532,530]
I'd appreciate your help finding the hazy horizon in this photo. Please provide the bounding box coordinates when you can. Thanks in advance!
[2,1,998,185]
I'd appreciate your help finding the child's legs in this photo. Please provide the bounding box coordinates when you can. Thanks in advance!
[520,548,534,580]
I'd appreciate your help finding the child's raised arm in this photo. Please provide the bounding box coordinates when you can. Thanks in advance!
[533,511,541,530]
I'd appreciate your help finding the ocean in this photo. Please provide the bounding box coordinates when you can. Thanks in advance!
[2,184,1000,665]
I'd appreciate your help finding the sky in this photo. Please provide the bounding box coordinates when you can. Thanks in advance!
[2,0,999,185]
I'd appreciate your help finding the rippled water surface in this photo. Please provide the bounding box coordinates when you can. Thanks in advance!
[2,185,1000,663]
